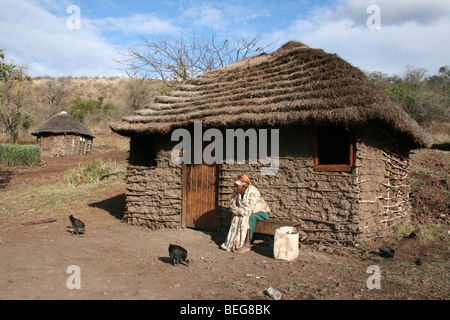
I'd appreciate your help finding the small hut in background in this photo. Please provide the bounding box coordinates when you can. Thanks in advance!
[111,41,432,245]
[32,111,94,157]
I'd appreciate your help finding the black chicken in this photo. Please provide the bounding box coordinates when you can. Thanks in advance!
[69,215,85,235]
[169,244,189,266]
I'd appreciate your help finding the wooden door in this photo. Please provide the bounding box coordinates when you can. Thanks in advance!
[182,163,218,231]
[40,136,53,151]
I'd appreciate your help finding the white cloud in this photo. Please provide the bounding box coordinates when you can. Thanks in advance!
[0,0,124,77]
[264,1,450,75]
[311,18,450,74]
[1,0,448,78]
[89,14,179,35]
[331,0,450,26]
[179,1,270,33]
[0,0,185,77]
[182,4,225,28]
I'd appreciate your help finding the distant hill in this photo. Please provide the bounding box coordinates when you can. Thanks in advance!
[2,77,161,143]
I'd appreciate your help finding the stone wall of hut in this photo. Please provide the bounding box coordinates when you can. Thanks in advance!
[217,127,360,244]
[354,127,412,242]
[124,134,182,229]
[38,134,93,157]
[123,126,412,244]
[218,126,412,244]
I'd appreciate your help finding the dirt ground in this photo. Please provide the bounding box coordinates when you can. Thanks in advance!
[0,136,448,301]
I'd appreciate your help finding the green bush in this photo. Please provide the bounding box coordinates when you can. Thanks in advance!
[69,96,119,122]
[0,143,40,167]
[64,159,125,185]
[366,66,450,128]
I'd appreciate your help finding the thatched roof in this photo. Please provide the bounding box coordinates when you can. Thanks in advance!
[111,41,432,149]
[32,111,95,138]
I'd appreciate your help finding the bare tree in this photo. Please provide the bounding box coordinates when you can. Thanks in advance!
[125,71,160,110]
[45,77,70,109]
[404,65,428,83]
[116,32,273,88]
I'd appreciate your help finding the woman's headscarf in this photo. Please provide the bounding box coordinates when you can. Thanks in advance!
[235,174,250,187]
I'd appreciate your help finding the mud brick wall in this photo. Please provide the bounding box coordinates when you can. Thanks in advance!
[355,128,412,241]
[218,127,360,244]
[219,127,412,244]
[354,131,387,241]
[124,134,182,229]
[124,126,412,244]
[39,134,93,157]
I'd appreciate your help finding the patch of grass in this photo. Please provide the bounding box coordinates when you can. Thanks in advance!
[91,133,129,154]
[0,143,40,167]
[0,178,125,230]
[64,159,126,185]
[419,222,449,243]
[427,121,450,145]
[389,219,448,243]
[389,220,416,239]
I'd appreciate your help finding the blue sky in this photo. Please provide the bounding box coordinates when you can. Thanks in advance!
[1,0,449,78]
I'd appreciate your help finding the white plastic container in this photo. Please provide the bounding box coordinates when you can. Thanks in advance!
[273,226,299,261]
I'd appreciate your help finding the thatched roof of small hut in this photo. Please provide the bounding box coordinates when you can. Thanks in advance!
[32,111,95,138]
[111,41,432,149]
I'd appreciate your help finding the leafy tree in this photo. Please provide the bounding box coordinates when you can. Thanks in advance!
[69,96,118,122]
[0,49,32,143]
[366,66,449,127]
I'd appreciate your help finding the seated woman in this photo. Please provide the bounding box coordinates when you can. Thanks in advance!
[221,175,270,253]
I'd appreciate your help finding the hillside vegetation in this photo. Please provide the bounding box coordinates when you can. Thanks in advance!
[365,66,449,145]
[0,76,161,143]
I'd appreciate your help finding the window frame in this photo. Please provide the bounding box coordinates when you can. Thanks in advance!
[313,126,354,172]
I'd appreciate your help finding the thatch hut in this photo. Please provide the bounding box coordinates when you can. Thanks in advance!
[32,111,94,157]
[111,41,432,244]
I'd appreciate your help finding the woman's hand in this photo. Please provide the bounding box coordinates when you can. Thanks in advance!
[231,192,240,207]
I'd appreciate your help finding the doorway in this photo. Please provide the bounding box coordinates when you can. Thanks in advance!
[181,163,219,231]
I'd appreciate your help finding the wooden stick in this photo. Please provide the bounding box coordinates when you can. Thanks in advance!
[21,218,57,226]
[297,227,361,234]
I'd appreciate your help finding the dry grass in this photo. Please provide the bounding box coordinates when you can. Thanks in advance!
[0,132,129,231]
[90,132,129,154]
[428,121,450,144]
[64,159,126,185]
[0,179,125,230]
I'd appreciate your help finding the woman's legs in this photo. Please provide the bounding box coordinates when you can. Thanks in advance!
[234,229,251,253]
[234,211,269,253]
[248,211,269,240]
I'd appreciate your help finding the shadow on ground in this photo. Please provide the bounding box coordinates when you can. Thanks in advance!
[250,234,275,259]
[0,169,12,189]
[89,193,126,220]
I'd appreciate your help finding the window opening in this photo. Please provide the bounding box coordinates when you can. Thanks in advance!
[314,126,353,172]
